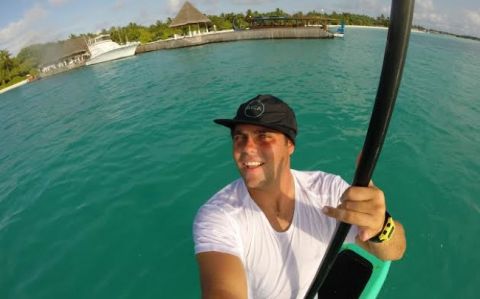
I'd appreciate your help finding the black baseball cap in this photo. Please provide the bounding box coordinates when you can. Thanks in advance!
[214,94,297,144]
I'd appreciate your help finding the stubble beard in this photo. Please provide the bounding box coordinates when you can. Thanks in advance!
[240,159,286,192]
[240,168,268,190]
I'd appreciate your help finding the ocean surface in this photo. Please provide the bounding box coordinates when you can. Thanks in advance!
[1,28,479,298]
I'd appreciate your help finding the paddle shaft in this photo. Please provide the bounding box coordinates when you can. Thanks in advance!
[304,0,415,297]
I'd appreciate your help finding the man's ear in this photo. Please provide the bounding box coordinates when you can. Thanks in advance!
[288,139,295,155]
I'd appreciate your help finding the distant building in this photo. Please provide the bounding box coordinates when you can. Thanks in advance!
[250,16,331,30]
[39,38,90,74]
[169,1,212,37]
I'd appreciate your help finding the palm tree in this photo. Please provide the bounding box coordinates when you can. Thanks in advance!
[0,49,14,85]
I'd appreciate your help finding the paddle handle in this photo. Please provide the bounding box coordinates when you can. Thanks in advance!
[304,1,415,298]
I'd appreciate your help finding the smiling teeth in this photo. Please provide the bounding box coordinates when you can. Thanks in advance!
[245,162,262,167]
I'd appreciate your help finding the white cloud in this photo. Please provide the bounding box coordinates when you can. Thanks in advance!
[231,0,276,4]
[113,0,126,11]
[167,0,182,14]
[48,0,69,6]
[0,4,50,54]
[416,0,434,11]
[135,9,153,24]
[412,1,479,37]
[457,9,480,37]
[465,10,480,27]
[413,0,446,27]
[333,0,389,17]
[357,0,389,14]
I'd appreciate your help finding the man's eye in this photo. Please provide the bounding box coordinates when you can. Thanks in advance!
[233,135,243,142]
[259,133,270,140]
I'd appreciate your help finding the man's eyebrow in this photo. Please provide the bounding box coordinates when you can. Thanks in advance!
[233,129,275,135]
[232,129,244,135]
[255,129,275,134]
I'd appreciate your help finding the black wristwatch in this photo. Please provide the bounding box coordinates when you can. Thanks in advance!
[369,211,395,243]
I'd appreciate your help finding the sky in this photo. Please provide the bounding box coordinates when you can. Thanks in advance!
[1,0,479,55]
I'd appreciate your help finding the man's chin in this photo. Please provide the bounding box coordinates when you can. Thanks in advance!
[239,169,267,188]
[241,176,263,189]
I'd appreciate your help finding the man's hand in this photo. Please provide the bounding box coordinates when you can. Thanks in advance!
[322,181,385,242]
[322,181,406,261]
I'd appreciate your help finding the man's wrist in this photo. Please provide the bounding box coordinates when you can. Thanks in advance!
[369,211,395,243]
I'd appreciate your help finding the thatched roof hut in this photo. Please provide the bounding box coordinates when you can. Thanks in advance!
[39,38,89,66]
[169,1,211,31]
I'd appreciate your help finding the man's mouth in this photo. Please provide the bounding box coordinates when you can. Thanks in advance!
[243,161,264,169]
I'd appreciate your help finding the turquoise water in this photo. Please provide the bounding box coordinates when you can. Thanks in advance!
[1,29,479,298]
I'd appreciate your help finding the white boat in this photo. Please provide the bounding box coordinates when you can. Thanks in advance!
[85,35,139,66]
[333,22,345,38]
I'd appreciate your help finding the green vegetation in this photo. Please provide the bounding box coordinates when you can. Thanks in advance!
[101,21,183,45]
[0,49,38,89]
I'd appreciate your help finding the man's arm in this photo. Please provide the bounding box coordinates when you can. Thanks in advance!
[322,183,406,260]
[355,220,406,260]
[196,251,248,299]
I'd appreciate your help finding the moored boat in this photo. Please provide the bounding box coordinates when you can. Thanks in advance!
[333,21,345,38]
[85,35,139,66]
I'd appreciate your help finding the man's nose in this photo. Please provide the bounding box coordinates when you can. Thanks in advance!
[243,136,257,153]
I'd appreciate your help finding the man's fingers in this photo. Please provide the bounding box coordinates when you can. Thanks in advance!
[334,183,387,241]
[322,206,375,228]
[341,186,384,202]
[340,200,382,214]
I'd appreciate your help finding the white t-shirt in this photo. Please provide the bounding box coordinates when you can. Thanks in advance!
[193,169,358,299]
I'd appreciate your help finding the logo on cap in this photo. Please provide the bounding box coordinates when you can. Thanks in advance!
[244,100,265,118]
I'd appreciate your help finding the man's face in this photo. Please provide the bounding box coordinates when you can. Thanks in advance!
[232,124,295,190]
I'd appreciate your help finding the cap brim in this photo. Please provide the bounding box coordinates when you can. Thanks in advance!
[213,119,236,128]
[214,118,269,129]
[214,119,296,144]
[214,118,285,134]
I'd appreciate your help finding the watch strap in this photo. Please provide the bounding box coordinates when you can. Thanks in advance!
[369,211,395,243]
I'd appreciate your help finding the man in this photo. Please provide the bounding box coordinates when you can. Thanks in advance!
[194,94,406,298]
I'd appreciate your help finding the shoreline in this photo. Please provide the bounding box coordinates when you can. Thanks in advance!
[0,79,29,95]
[332,24,478,40]
[328,24,388,30]
[346,25,388,30]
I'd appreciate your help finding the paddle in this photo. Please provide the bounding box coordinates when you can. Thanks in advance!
[304,0,415,297]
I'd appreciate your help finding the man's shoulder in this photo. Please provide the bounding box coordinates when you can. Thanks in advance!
[292,169,349,193]
[193,179,248,257]
[197,178,248,216]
